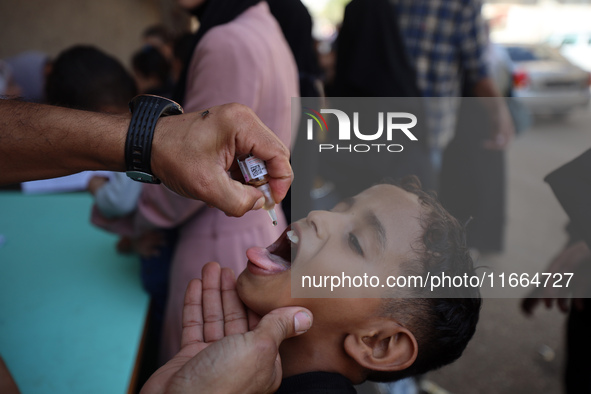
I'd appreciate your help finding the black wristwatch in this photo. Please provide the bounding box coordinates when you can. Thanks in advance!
[125,94,184,183]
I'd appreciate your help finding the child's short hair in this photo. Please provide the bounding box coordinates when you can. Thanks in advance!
[45,45,137,111]
[369,176,481,382]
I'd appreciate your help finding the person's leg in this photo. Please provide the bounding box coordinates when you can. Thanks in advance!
[565,298,591,394]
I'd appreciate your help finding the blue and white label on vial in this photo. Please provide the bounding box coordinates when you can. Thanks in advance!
[244,156,268,180]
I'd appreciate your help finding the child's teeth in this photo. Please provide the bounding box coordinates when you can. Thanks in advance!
[287,230,299,244]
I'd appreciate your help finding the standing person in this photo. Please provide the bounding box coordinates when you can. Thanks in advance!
[438,80,507,253]
[162,0,297,362]
[142,25,175,63]
[93,0,299,364]
[266,0,323,99]
[167,0,297,361]
[391,0,514,159]
[333,0,513,191]
[170,33,195,85]
[438,19,515,254]
[267,0,325,222]
[131,45,175,98]
[330,0,435,197]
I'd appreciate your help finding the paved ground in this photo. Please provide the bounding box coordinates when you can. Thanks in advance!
[356,103,591,394]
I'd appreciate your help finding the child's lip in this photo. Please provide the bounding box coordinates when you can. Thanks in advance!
[245,225,295,275]
[246,246,290,275]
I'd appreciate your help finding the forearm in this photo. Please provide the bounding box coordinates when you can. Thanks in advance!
[0,99,293,217]
[0,100,128,184]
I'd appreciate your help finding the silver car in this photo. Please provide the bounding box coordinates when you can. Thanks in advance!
[502,43,590,116]
[546,32,591,72]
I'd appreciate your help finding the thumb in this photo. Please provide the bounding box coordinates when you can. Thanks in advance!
[214,176,266,217]
[253,307,313,347]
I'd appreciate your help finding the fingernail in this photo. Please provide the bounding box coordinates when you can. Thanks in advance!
[294,311,311,334]
[253,196,265,210]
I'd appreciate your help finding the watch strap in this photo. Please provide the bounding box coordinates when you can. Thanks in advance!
[125,94,183,183]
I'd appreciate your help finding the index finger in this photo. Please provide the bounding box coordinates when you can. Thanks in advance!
[233,108,293,203]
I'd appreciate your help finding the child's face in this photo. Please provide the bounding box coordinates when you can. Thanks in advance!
[237,184,423,325]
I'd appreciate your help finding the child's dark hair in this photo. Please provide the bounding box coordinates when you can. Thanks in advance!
[132,45,171,86]
[368,176,482,382]
[45,45,137,111]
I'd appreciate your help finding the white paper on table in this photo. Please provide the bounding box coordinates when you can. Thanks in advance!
[21,171,115,194]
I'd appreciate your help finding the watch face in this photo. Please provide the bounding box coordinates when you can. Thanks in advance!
[126,171,160,184]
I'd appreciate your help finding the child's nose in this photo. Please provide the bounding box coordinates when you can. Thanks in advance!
[306,210,339,240]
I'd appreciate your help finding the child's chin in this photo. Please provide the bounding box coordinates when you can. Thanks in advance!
[243,296,277,317]
[236,274,272,314]
[236,270,292,317]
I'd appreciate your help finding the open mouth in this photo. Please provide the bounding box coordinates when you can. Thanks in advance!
[246,225,300,274]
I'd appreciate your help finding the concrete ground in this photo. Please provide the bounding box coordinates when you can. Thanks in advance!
[358,103,591,394]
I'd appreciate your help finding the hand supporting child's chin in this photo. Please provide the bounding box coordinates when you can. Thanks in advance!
[140,261,312,394]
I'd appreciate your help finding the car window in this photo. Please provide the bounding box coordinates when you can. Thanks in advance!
[505,46,564,62]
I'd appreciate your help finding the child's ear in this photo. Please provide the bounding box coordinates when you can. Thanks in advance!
[343,319,418,372]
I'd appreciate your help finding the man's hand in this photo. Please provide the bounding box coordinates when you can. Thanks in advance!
[483,100,515,151]
[522,241,591,315]
[0,100,290,217]
[141,262,312,394]
[473,78,515,150]
[151,103,293,217]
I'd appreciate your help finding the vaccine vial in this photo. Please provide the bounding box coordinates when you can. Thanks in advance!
[237,154,278,226]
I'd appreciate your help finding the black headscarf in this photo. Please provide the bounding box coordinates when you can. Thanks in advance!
[333,0,420,97]
[266,0,322,97]
[173,0,263,104]
[323,0,435,195]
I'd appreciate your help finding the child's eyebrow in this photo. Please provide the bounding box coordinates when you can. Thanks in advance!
[365,211,386,254]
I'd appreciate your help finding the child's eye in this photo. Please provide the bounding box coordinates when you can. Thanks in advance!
[348,233,364,256]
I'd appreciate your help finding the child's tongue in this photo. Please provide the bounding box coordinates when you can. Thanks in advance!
[246,246,290,273]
